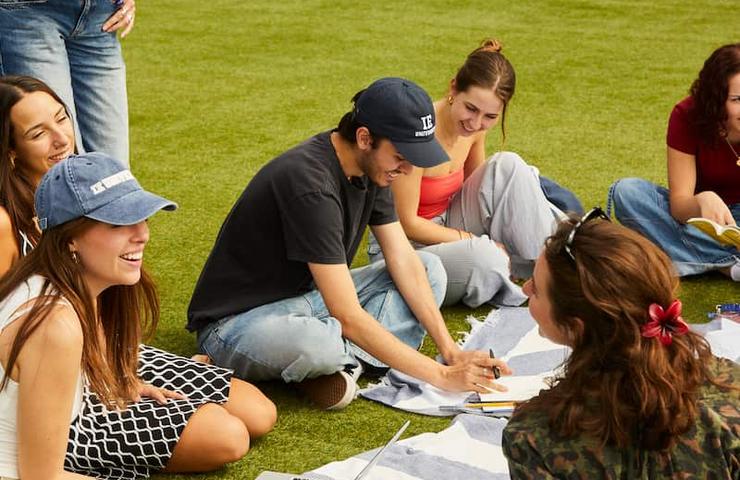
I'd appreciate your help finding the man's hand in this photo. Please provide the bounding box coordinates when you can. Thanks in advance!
[440,349,512,393]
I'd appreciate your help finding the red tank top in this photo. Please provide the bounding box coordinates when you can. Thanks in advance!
[417,169,465,219]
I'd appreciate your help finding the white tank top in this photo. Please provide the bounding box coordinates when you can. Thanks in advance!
[0,275,83,479]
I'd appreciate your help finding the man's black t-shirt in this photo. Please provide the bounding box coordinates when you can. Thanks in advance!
[186,131,398,332]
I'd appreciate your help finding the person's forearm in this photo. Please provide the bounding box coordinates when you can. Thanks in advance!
[402,215,471,245]
[668,193,701,223]
[340,308,446,386]
[384,251,458,360]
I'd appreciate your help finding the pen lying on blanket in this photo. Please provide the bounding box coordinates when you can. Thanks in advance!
[439,401,516,415]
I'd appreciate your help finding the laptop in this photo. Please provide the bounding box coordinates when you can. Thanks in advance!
[256,420,410,480]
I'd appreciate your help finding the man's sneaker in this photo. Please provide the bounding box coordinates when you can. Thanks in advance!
[296,370,358,410]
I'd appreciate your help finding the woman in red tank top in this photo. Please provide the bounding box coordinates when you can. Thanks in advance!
[369,40,581,308]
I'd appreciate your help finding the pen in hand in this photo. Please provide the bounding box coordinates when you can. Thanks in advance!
[490,348,501,379]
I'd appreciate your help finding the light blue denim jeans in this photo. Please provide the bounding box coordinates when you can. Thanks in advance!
[608,178,740,276]
[197,251,447,383]
[0,0,129,165]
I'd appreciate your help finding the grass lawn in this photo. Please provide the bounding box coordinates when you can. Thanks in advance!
[121,1,738,478]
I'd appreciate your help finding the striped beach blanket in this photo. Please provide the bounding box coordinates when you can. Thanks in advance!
[304,414,511,480]
[298,308,739,480]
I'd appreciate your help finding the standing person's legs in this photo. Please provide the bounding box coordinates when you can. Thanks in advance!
[447,151,559,278]
[66,0,129,164]
[0,2,82,149]
[0,1,129,165]
[608,178,739,276]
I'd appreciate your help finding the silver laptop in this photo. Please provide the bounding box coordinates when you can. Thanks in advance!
[256,420,410,480]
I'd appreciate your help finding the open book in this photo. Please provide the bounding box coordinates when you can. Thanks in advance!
[687,217,740,248]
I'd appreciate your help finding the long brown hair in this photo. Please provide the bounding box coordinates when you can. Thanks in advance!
[689,43,740,144]
[453,38,516,139]
[0,217,159,407]
[515,218,731,450]
[0,76,73,251]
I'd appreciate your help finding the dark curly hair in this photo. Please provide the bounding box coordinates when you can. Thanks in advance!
[513,218,736,450]
[689,43,740,144]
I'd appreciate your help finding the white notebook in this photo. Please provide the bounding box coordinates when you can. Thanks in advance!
[479,372,552,402]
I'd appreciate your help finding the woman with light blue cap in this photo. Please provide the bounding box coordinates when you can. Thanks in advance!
[0,153,275,479]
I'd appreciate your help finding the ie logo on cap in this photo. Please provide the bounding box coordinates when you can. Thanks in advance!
[420,114,433,130]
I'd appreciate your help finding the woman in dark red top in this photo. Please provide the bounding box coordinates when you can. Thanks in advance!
[609,42,740,281]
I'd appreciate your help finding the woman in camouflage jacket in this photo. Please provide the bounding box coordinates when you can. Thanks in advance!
[503,211,739,479]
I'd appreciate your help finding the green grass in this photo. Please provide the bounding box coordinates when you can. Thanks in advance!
[120,1,739,478]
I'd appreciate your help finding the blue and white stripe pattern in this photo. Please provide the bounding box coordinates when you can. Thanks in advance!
[298,308,739,480]
[360,307,570,416]
[305,414,511,480]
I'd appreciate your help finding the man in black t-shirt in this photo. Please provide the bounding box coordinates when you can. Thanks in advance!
[188,78,509,410]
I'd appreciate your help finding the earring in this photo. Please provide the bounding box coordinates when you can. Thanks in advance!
[447,95,454,105]
[71,251,80,264]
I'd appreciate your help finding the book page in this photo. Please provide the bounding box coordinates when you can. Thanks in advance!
[479,372,552,402]
[687,217,740,248]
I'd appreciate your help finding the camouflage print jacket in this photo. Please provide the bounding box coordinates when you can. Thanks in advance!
[502,358,740,479]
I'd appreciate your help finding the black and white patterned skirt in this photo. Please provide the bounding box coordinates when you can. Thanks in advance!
[64,345,233,479]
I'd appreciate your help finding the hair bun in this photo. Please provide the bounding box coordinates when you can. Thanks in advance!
[480,39,503,53]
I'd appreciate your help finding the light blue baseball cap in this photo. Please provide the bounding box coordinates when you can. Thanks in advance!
[35,152,177,231]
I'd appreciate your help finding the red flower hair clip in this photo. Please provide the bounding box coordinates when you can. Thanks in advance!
[640,299,689,346]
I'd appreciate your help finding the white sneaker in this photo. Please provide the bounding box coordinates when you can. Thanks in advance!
[731,262,740,282]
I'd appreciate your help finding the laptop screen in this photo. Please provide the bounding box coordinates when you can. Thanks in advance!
[353,420,410,480]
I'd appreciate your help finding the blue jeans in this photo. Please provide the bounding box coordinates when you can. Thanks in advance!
[540,176,584,215]
[608,178,740,276]
[0,0,129,165]
[197,251,447,383]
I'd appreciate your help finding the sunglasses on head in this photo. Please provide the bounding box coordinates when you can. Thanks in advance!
[563,207,610,262]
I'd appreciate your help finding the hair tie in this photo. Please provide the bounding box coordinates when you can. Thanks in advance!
[640,299,689,346]
[479,39,503,53]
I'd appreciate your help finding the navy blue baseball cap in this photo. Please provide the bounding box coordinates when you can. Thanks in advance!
[354,77,448,168]
[35,152,177,231]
